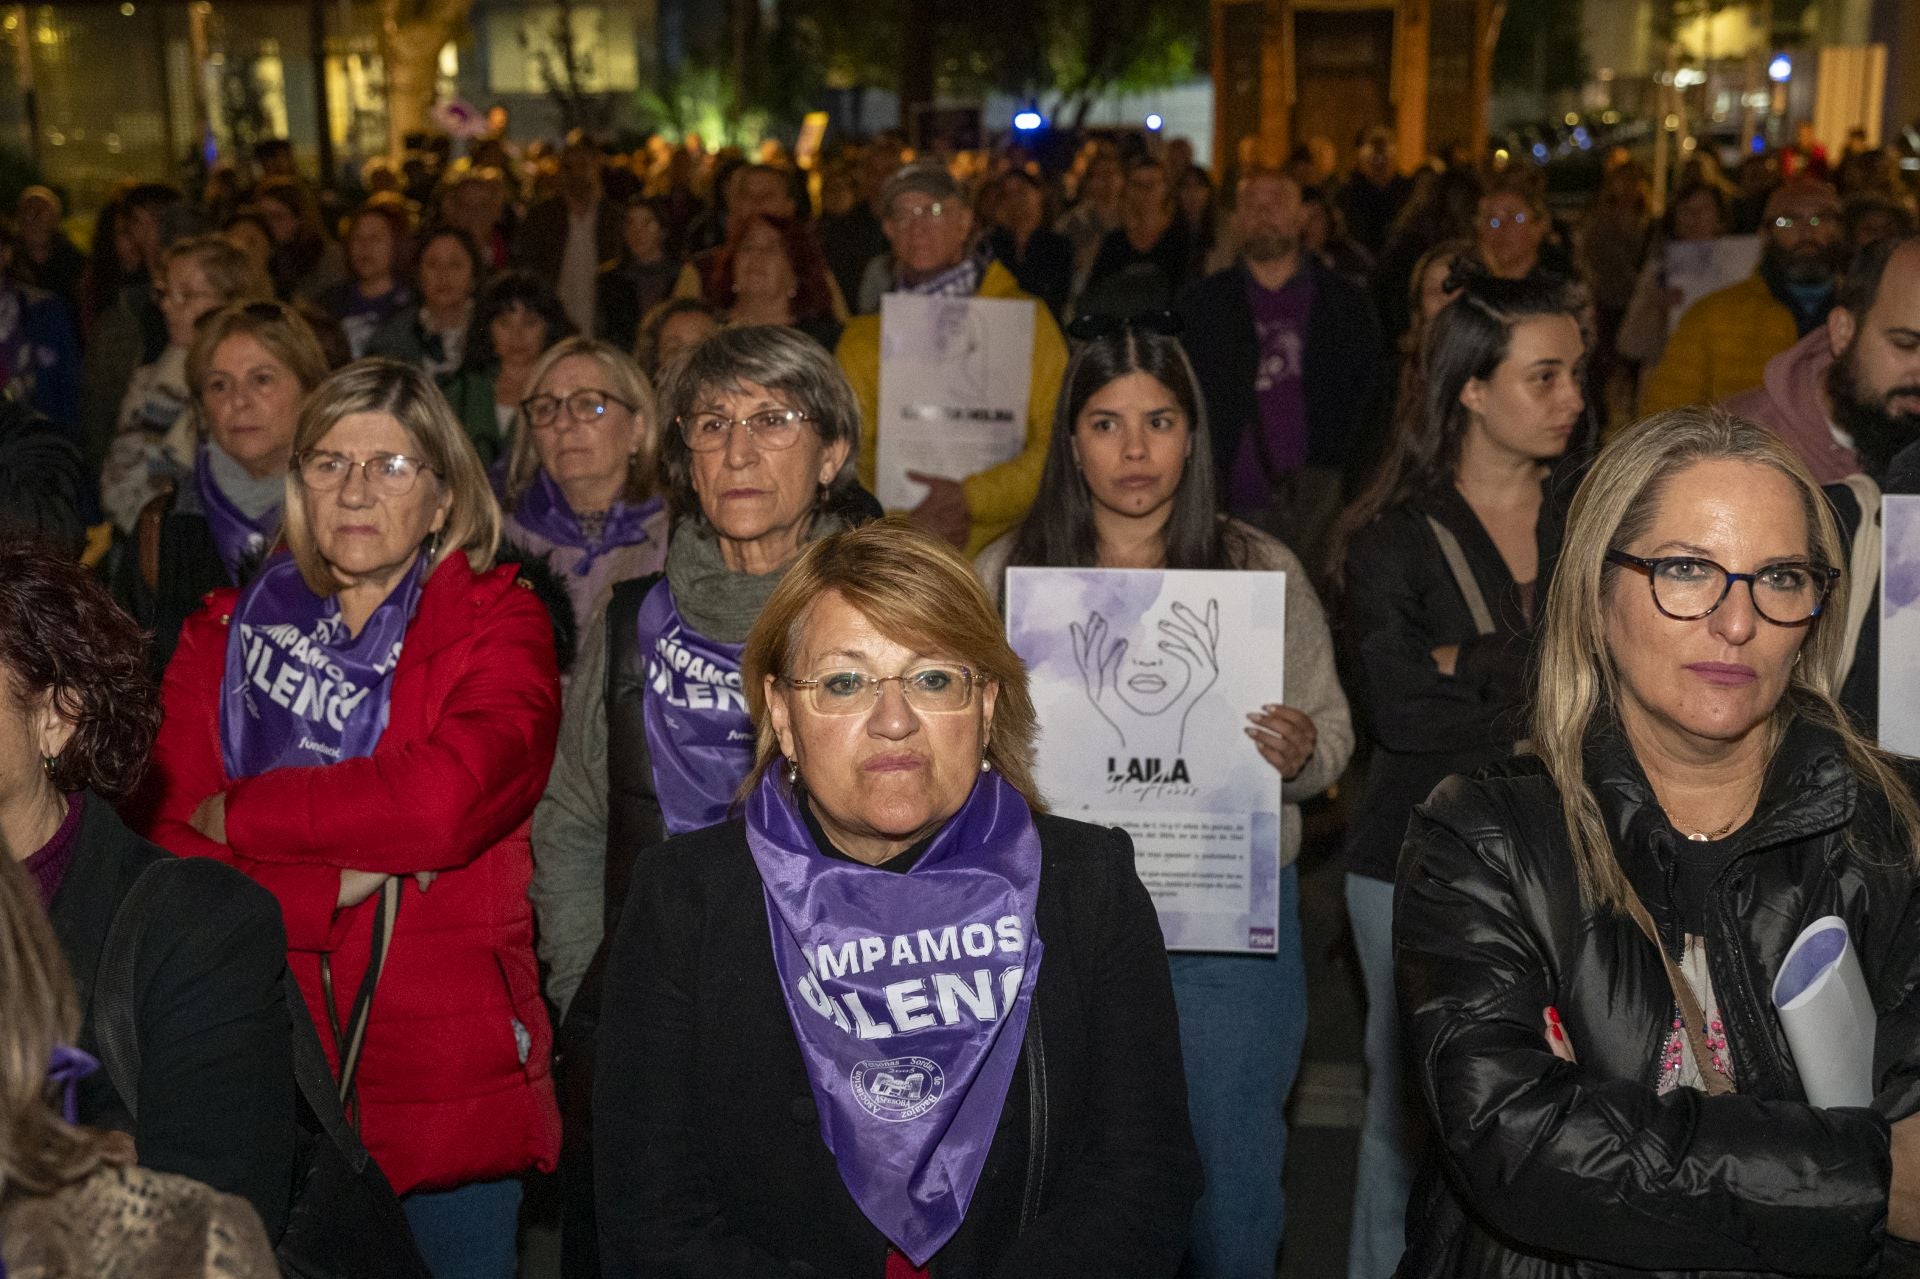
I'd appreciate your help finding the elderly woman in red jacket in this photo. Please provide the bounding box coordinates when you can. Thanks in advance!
[146,357,563,1279]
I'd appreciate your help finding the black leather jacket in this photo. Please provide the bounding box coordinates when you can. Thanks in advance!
[1396,714,1920,1277]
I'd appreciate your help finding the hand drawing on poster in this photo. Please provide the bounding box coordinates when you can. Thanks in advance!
[1007,568,1283,953]
[875,293,1034,511]
[1880,495,1920,754]
[1069,600,1221,753]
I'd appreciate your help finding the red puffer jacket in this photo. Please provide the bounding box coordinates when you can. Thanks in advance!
[146,552,563,1195]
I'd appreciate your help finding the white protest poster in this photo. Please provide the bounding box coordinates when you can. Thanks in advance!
[1880,495,1920,754]
[875,293,1033,510]
[1005,567,1285,953]
[1665,234,1763,320]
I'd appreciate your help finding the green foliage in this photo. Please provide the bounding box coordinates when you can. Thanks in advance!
[637,61,770,149]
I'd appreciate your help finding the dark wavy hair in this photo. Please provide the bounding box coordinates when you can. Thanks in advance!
[0,543,161,798]
[1325,270,1586,593]
[466,269,577,369]
[1005,329,1230,575]
[713,214,836,325]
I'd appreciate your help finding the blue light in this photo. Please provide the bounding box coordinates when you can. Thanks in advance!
[1145,113,1163,131]
[1768,54,1792,83]
[1013,111,1044,131]
[1531,141,1549,162]
[1752,133,1766,153]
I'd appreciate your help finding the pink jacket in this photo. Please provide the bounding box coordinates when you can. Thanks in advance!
[1720,328,1862,484]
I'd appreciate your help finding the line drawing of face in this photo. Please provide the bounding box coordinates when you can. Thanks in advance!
[1068,597,1221,753]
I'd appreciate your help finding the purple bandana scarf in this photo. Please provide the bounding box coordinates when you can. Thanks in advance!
[514,470,661,577]
[636,579,754,835]
[195,445,281,585]
[220,552,429,779]
[745,767,1044,1265]
[49,1044,98,1124]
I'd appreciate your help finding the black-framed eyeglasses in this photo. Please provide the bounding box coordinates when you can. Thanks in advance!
[295,449,438,496]
[1066,309,1184,342]
[1605,549,1839,625]
[676,408,812,453]
[522,388,636,430]
[781,665,977,715]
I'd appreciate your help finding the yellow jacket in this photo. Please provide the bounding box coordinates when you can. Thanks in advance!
[1640,272,1801,415]
[835,261,1068,555]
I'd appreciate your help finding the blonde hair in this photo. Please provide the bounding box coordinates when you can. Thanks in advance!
[0,854,128,1201]
[161,234,272,312]
[1533,407,1920,910]
[740,517,1043,809]
[185,299,331,402]
[502,336,659,510]
[282,358,501,596]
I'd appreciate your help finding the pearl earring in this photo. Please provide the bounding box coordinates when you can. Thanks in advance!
[786,758,800,786]
[980,757,991,773]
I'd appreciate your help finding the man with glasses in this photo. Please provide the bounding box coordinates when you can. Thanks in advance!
[1644,178,1847,414]
[835,163,1068,554]
[1079,158,1195,316]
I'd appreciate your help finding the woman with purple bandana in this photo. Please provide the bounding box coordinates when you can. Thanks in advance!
[499,336,667,651]
[532,325,878,1274]
[594,518,1201,1277]
[115,300,331,675]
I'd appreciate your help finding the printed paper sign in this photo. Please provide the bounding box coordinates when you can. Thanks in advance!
[875,293,1033,510]
[1005,567,1286,952]
[1880,495,1920,754]
[1665,234,1763,321]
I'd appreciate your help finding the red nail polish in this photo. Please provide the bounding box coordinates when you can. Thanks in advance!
[1546,1005,1562,1026]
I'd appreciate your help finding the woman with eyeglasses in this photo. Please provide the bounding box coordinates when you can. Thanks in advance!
[974,327,1353,1279]
[146,358,564,1279]
[531,325,878,1276]
[1324,272,1587,1278]
[1471,170,1573,285]
[112,301,331,675]
[595,517,1203,1277]
[100,236,272,534]
[500,336,667,643]
[1395,408,1920,1276]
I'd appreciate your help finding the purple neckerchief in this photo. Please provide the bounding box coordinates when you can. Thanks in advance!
[514,470,662,577]
[219,552,429,779]
[195,445,281,585]
[636,580,752,835]
[745,767,1043,1266]
[49,1044,98,1124]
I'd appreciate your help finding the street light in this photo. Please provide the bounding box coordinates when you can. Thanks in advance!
[1768,54,1792,83]
[1013,110,1044,132]
[1145,113,1163,131]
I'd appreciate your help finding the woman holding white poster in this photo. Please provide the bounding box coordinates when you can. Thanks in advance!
[976,321,1353,1279]
[1327,270,1587,1278]
[1395,409,1920,1275]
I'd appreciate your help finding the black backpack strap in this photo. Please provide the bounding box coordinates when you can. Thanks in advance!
[91,859,179,1120]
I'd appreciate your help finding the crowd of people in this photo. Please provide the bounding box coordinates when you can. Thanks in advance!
[0,112,1919,1279]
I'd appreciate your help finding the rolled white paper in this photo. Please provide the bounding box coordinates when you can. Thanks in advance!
[1771,916,1876,1108]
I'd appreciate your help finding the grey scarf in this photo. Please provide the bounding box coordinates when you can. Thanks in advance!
[665,514,849,643]
[207,441,287,520]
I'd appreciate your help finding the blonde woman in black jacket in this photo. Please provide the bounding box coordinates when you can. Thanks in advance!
[1396,409,1920,1276]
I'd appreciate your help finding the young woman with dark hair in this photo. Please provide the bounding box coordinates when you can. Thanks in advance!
[976,327,1353,1279]
[1328,272,1588,1278]
[440,269,578,465]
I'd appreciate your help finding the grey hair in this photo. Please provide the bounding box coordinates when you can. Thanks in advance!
[654,324,863,528]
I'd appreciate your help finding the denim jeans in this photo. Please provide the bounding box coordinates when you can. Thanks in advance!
[1168,862,1306,1279]
[402,1177,523,1279]
[1344,872,1418,1279]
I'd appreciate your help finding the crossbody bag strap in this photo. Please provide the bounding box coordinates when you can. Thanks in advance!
[1838,473,1881,680]
[332,877,402,1113]
[1426,515,1497,637]
[1619,884,1735,1096]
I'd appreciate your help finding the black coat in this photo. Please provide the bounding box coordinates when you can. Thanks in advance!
[1337,476,1570,882]
[49,792,295,1240]
[113,479,234,678]
[1174,258,1384,495]
[1395,718,1920,1277]
[593,813,1202,1278]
